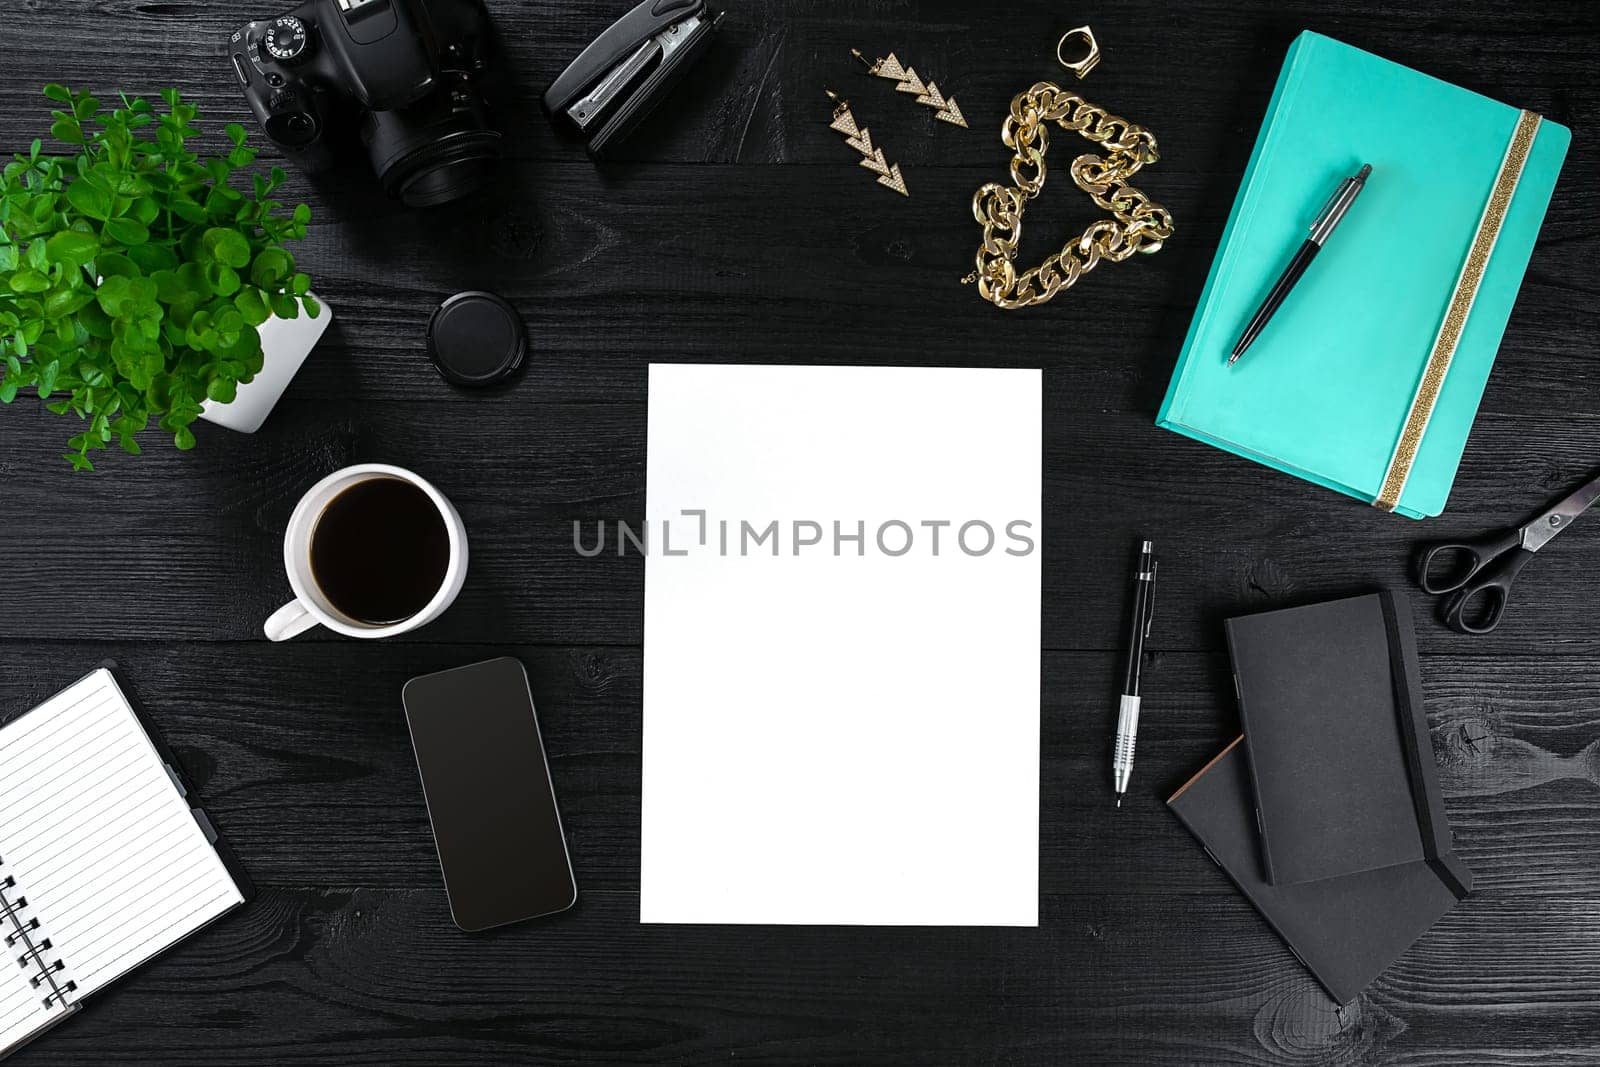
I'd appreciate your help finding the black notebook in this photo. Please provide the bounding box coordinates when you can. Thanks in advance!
[1168,737,1470,1004]
[0,666,251,1061]
[1226,590,1462,886]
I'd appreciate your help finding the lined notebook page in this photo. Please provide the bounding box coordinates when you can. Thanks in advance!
[0,670,243,1001]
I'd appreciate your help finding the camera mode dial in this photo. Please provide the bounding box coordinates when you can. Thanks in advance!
[261,15,311,63]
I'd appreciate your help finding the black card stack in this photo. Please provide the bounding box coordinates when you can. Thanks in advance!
[1167,590,1472,1004]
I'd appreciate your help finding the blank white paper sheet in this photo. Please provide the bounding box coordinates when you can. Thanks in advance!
[641,364,1041,925]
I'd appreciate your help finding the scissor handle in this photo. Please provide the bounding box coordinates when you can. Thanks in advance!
[1439,546,1536,635]
[1415,527,1521,595]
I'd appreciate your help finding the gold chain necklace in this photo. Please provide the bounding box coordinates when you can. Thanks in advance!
[966,82,1174,309]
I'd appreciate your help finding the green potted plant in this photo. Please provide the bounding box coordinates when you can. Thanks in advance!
[0,85,324,469]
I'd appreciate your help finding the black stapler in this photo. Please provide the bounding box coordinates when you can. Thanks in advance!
[542,0,721,158]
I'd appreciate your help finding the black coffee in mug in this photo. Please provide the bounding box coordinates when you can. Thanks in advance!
[309,476,451,625]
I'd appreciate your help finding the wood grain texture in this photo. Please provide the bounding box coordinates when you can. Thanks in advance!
[17,888,1600,1066]
[2,0,1599,1063]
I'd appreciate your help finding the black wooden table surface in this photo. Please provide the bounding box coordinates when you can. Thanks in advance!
[2,0,1598,1063]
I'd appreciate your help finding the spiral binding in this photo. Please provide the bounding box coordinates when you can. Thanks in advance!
[0,862,76,1010]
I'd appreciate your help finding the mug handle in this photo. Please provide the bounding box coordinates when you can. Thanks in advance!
[265,599,321,642]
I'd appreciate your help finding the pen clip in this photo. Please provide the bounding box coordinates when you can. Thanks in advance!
[1309,178,1353,235]
[1308,165,1370,243]
[1143,560,1158,637]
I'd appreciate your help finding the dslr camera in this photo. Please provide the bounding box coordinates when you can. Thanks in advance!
[230,0,502,207]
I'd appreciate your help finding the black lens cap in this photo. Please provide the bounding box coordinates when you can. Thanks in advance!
[425,290,527,387]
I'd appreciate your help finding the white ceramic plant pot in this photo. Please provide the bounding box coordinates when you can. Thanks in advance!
[198,292,332,433]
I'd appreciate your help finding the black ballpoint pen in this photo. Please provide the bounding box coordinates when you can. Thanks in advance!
[1230,163,1372,365]
[1113,540,1157,808]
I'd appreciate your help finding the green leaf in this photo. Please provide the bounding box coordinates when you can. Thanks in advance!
[73,94,100,120]
[95,274,134,316]
[46,229,99,268]
[203,227,251,268]
[233,288,269,326]
[175,261,210,297]
[42,83,71,103]
[169,196,206,224]
[0,380,17,404]
[173,425,195,450]
[151,268,185,303]
[44,288,95,318]
[227,330,263,371]
[127,242,177,274]
[292,203,311,225]
[27,193,58,225]
[49,120,84,145]
[203,183,237,216]
[137,347,165,390]
[65,178,112,220]
[302,293,322,318]
[8,270,50,293]
[128,275,160,309]
[207,262,241,296]
[65,452,93,472]
[290,272,311,296]
[95,252,140,279]
[250,248,293,288]
[107,170,151,198]
[225,122,248,147]
[104,217,149,245]
[205,377,236,404]
[35,360,59,398]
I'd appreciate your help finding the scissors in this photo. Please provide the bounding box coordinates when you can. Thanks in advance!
[1416,468,1600,634]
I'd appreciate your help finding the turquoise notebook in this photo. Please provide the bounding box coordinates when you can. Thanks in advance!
[1157,32,1570,519]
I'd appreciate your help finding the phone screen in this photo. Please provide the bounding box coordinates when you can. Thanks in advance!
[402,657,577,930]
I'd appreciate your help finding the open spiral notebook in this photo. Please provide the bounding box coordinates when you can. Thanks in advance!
[0,666,250,1060]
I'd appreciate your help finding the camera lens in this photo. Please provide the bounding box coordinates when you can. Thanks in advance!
[361,78,502,208]
[395,150,499,207]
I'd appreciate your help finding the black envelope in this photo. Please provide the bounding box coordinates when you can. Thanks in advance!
[1168,738,1470,1004]
[1225,590,1464,885]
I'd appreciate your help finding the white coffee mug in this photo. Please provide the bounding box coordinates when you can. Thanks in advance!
[264,464,468,641]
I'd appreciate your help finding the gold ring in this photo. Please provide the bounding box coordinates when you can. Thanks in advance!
[1056,25,1100,80]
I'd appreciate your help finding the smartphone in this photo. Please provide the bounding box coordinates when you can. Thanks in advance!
[402,657,577,931]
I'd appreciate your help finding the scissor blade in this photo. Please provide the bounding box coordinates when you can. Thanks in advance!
[1519,468,1600,552]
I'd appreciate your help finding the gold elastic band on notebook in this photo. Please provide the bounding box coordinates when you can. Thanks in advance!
[1375,109,1542,513]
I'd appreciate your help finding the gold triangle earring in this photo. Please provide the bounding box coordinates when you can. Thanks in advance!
[825,91,908,197]
[852,49,967,129]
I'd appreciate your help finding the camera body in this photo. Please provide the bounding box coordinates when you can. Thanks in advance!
[230,0,502,207]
